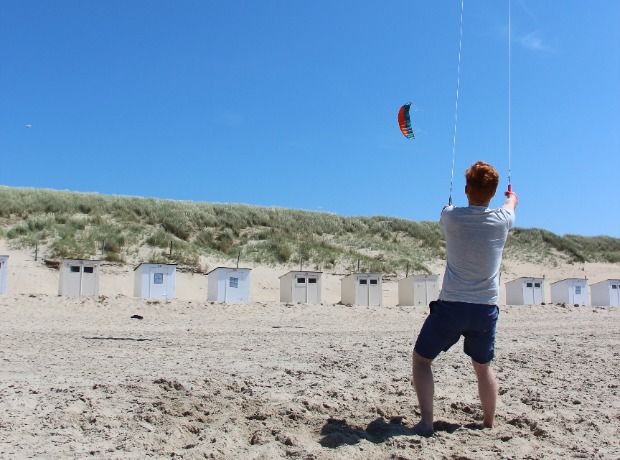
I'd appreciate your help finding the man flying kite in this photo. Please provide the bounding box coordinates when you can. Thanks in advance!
[411,160,518,436]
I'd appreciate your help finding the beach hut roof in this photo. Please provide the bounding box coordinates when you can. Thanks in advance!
[133,262,177,271]
[62,258,102,263]
[550,278,587,285]
[590,278,620,285]
[278,270,323,279]
[340,272,382,281]
[206,266,252,275]
[505,276,544,284]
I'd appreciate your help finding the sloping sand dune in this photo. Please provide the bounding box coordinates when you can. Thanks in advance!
[1,294,618,459]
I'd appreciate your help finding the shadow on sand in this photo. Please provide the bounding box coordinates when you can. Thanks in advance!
[319,417,483,447]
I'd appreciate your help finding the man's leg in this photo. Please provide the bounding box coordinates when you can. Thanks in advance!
[472,360,498,428]
[412,351,434,435]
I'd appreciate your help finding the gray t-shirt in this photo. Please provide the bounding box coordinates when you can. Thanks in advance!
[439,205,515,305]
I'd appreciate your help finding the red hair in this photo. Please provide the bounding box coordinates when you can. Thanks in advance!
[465,161,499,203]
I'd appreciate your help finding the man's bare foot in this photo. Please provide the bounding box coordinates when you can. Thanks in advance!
[413,421,434,437]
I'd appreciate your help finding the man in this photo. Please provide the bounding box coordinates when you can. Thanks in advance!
[412,160,518,436]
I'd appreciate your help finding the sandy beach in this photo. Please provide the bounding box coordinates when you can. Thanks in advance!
[1,240,620,458]
[1,280,619,458]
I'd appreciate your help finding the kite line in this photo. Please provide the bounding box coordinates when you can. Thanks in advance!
[507,0,513,193]
[400,1,517,202]
[448,0,464,206]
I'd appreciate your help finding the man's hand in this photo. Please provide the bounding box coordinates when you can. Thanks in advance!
[503,190,518,210]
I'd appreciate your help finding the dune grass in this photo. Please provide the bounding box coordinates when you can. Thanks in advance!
[0,186,618,272]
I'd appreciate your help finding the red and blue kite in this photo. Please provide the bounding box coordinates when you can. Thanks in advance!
[398,102,415,139]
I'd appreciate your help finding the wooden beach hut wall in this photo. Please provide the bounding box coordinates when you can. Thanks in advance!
[398,274,439,306]
[505,277,545,305]
[58,259,101,297]
[550,278,589,306]
[279,271,322,304]
[134,263,177,300]
[0,255,8,295]
[590,279,620,307]
[341,273,382,307]
[207,267,251,303]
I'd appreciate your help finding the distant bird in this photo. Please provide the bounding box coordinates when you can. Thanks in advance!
[24,123,33,128]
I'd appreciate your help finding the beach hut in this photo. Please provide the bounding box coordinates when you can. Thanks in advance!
[0,255,8,295]
[279,270,322,304]
[341,273,382,306]
[550,278,589,306]
[59,259,101,297]
[134,263,177,300]
[505,277,545,305]
[590,279,620,307]
[398,274,439,306]
[207,267,251,303]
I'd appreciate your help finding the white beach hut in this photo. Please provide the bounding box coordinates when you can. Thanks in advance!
[279,271,322,304]
[59,259,101,297]
[398,274,439,306]
[0,255,8,295]
[341,273,382,306]
[550,278,589,306]
[590,279,620,307]
[207,267,251,303]
[505,277,545,305]
[134,263,177,300]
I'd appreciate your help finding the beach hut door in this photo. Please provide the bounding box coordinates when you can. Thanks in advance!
[571,284,584,305]
[356,278,369,306]
[533,282,543,304]
[149,269,167,299]
[81,265,97,296]
[294,276,307,303]
[0,260,6,293]
[307,277,318,304]
[368,278,380,306]
[67,265,82,296]
[525,280,543,305]
[610,283,619,307]
[225,271,247,303]
[414,279,426,306]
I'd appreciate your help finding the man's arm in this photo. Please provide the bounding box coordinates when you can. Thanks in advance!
[502,191,518,211]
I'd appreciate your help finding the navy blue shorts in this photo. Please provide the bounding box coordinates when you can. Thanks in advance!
[414,300,499,364]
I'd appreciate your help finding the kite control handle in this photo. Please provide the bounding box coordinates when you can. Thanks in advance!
[504,184,518,207]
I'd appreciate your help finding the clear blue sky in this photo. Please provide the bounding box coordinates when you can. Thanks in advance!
[1,1,619,237]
